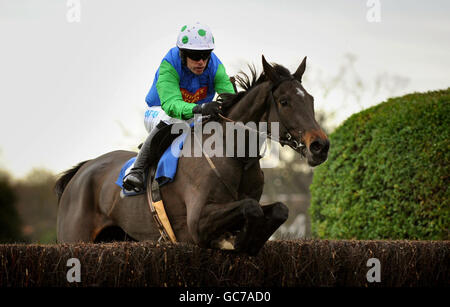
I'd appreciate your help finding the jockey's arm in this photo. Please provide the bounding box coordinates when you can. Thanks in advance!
[156,60,196,120]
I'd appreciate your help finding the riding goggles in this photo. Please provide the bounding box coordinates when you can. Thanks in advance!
[182,49,212,61]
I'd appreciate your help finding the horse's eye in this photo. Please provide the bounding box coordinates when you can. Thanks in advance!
[279,99,288,106]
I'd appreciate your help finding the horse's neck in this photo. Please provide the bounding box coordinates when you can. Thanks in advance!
[226,82,271,124]
[212,82,271,160]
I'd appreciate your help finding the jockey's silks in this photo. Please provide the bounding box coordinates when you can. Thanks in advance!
[145,47,235,120]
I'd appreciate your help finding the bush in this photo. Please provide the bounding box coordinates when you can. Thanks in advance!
[310,88,450,240]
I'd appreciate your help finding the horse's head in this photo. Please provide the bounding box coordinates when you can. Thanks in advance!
[262,55,329,166]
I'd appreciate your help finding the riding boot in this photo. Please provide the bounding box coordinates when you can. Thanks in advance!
[122,123,165,192]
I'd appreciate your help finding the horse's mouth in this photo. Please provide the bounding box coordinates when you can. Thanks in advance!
[286,138,328,167]
[307,154,328,167]
[291,142,306,154]
[282,134,306,155]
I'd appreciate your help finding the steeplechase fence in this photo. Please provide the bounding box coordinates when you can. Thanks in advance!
[0,240,448,287]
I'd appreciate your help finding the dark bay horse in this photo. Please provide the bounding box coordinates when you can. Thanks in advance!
[55,56,329,255]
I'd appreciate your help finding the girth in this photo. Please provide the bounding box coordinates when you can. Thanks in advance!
[146,165,177,243]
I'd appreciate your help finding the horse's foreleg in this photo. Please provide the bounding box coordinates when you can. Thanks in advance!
[189,198,263,252]
[232,200,266,254]
[188,199,287,255]
[247,202,289,255]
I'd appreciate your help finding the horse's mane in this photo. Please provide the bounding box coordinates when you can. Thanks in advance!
[218,63,292,112]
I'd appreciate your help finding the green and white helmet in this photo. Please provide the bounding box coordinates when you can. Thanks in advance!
[176,22,215,50]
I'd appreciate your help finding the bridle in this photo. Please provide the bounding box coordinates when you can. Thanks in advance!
[218,77,306,154]
[267,77,306,152]
[197,77,307,202]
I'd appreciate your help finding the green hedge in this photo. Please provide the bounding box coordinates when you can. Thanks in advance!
[310,88,450,240]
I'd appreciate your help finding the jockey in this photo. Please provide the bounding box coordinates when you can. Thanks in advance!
[123,22,236,192]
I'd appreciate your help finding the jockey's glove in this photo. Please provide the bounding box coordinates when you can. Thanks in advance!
[192,101,223,119]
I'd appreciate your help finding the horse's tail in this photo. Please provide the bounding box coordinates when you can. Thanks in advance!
[54,160,90,204]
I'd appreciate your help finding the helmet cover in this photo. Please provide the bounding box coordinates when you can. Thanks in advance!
[176,22,215,50]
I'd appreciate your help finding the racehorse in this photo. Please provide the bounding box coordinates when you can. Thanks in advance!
[55,55,329,255]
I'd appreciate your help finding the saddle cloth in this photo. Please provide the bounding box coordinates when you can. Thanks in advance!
[115,131,188,196]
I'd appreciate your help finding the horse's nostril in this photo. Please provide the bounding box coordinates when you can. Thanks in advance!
[310,141,322,154]
[310,139,329,155]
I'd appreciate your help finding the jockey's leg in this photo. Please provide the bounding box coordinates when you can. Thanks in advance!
[122,121,168,192]
[123,106,189,192]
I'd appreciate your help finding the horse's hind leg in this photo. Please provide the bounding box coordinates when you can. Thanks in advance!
[246,202,289,255]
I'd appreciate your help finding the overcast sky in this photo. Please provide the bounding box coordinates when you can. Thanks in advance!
[0,0,449,178]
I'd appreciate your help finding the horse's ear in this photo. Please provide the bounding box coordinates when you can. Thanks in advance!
[293,56,307,82]
[262,55,280,84]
